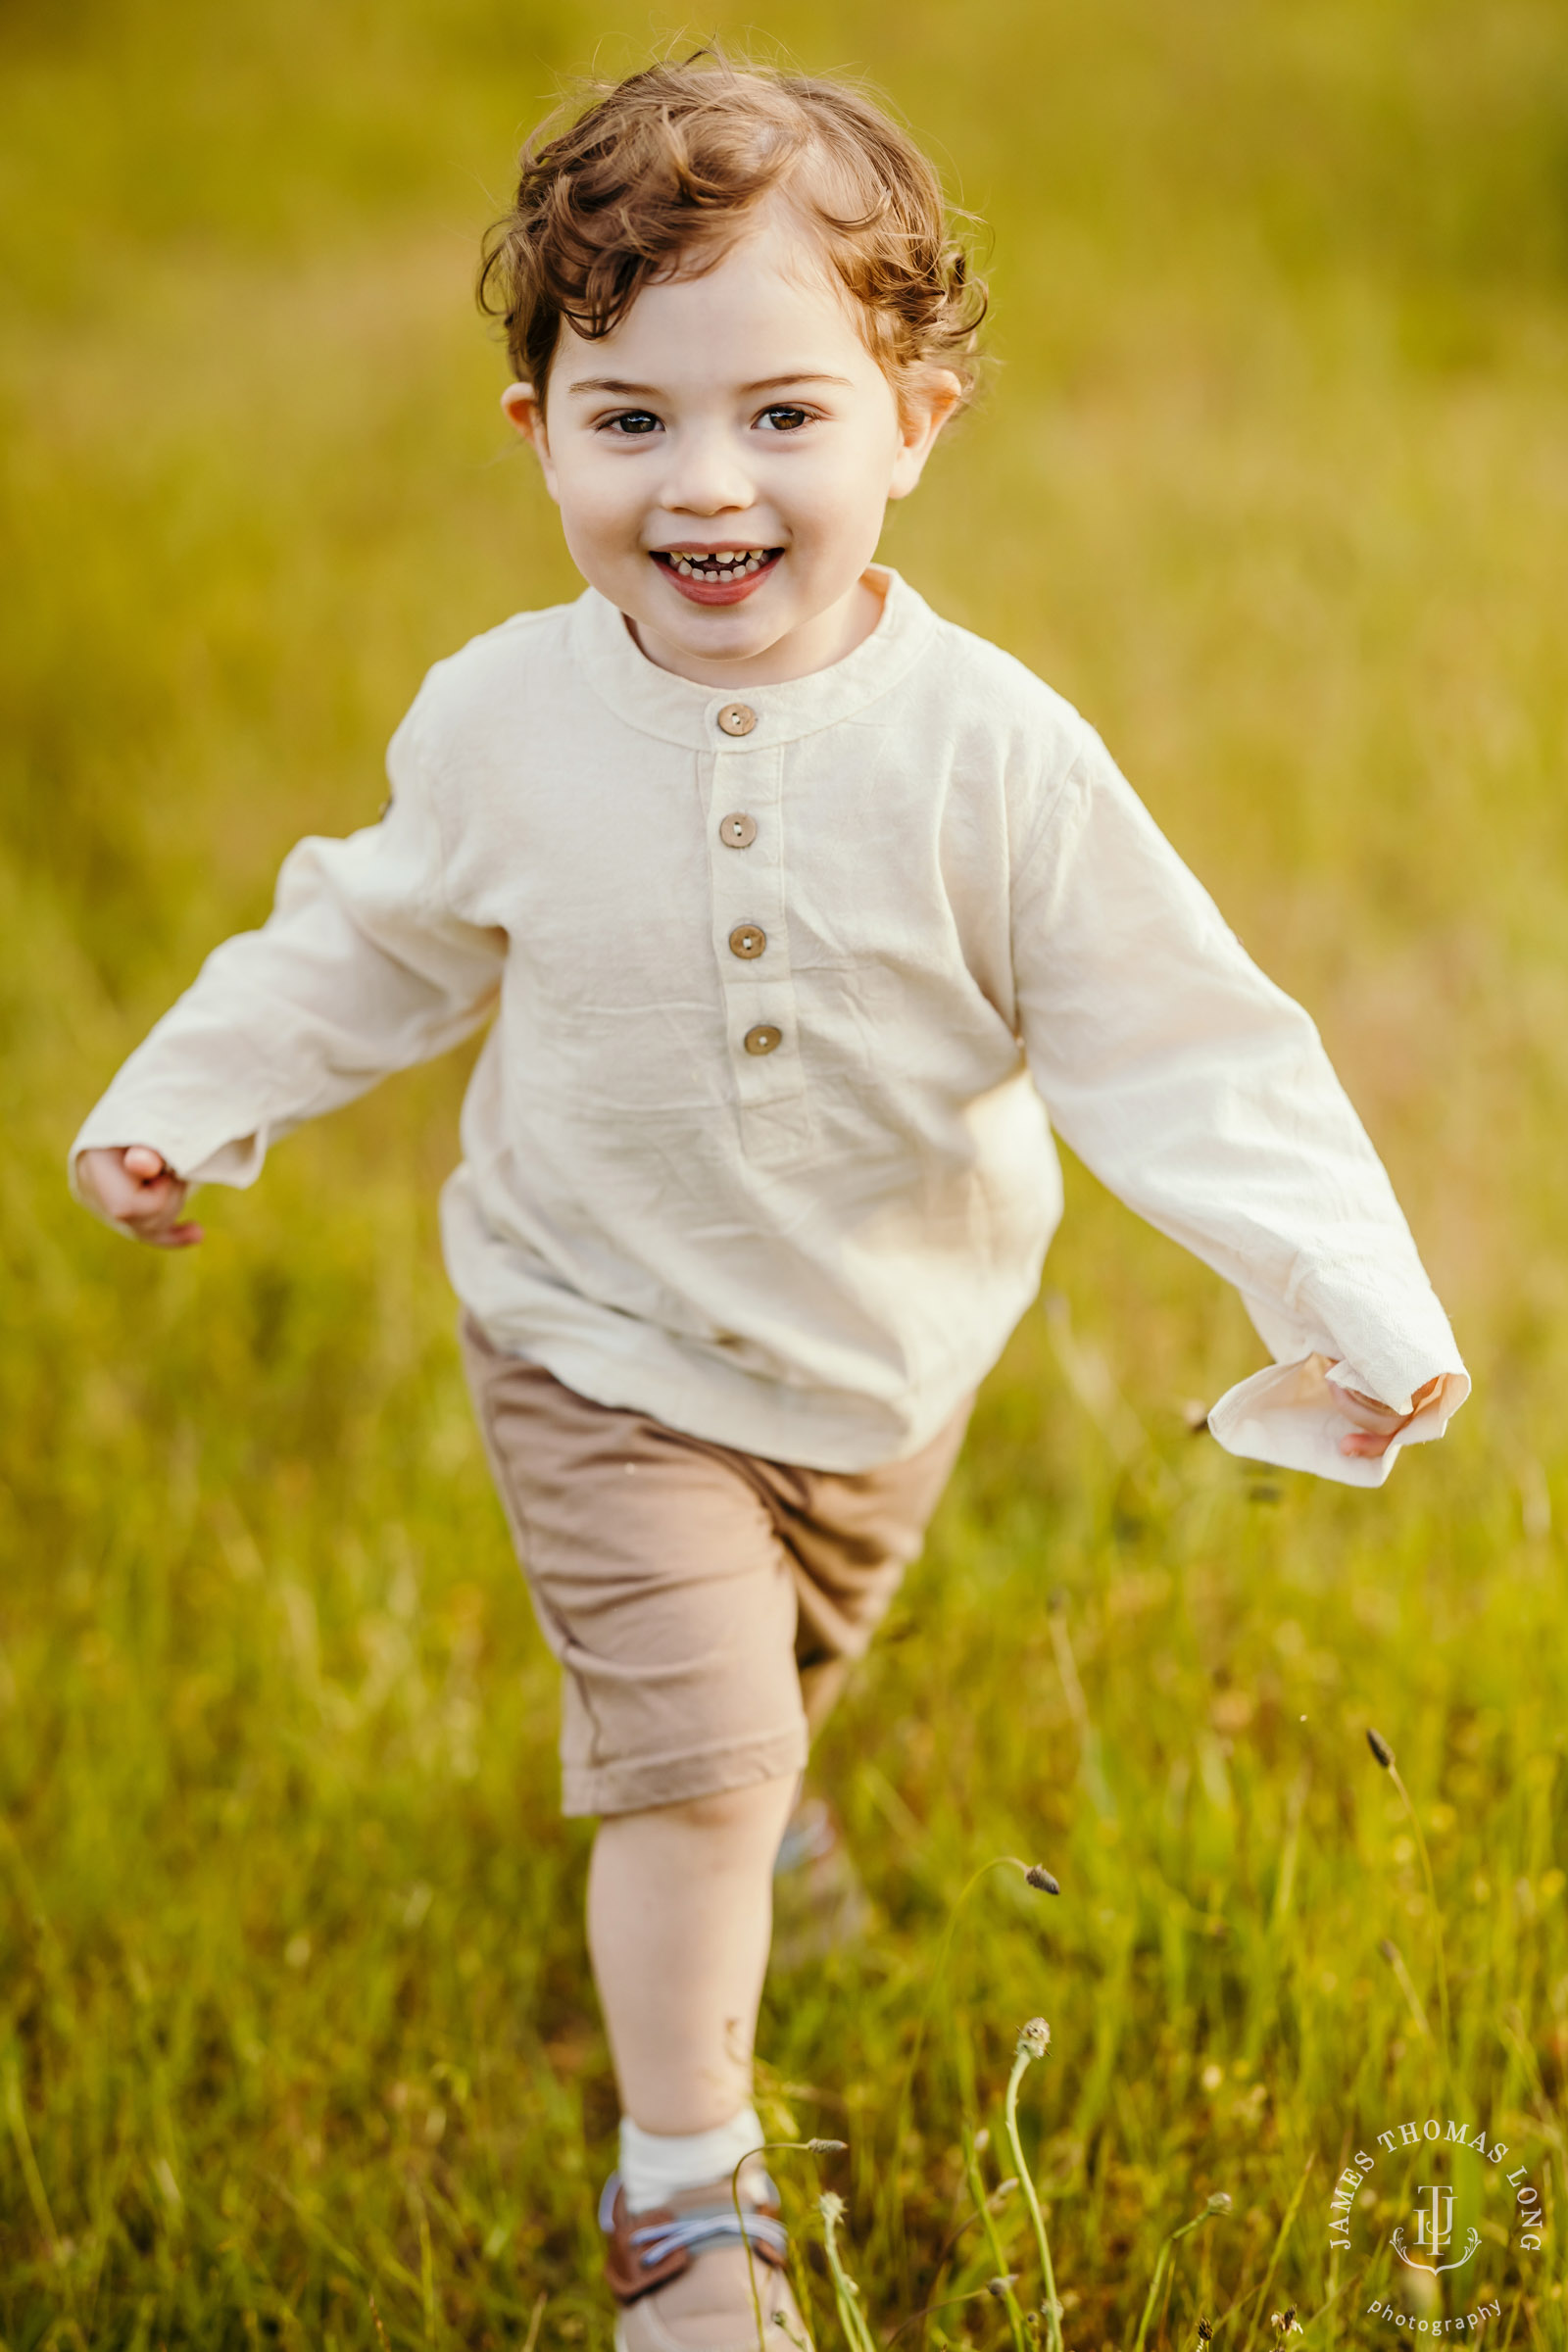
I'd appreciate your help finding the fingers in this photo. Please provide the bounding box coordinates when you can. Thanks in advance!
[76,1146,203,1248]
[1340,1425,1399,1459]
[1330,1366,1448,1459]
[119,1193,201,1245]
[1334,1396,1408,1441]
[1336,1388,1411,1460]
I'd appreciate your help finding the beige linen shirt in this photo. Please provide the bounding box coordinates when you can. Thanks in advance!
[72,566,1468,1485]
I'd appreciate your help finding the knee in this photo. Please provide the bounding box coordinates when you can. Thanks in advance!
[661,1782,781,1838]
[608,1774,795,1853]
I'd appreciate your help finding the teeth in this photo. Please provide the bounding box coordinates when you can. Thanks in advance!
[666,549,773,583]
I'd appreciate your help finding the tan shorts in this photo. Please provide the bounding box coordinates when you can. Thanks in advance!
[459,1313,971,1817]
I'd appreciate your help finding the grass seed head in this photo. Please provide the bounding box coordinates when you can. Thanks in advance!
[987,2275,1020,2299]
[816,2189,846,2223]
[808,2137,848,2154]
[1017,2017,1052,2059]
[1198,2322,1214,2344]
[1206,2190,1233,2214]
[1367,1726,1396,1768]
[1378,1936,1398,1963]
[1025,1864,1061,1894]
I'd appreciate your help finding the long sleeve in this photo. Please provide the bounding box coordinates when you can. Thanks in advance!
[1011,729,1468,1487]
[70,680,506,1197]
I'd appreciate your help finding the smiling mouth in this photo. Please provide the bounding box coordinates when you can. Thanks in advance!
[654,547,782,582]
[649,546,784,607]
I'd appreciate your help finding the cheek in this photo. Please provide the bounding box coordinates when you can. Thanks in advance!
[787,433,898,533]
[551,453,645,549]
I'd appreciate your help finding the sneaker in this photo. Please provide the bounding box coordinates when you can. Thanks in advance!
[603,2161,808,2351]
[770,1795,869,1970]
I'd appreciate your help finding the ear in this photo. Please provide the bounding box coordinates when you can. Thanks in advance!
[887,368,964,502]
[501,380,559,500]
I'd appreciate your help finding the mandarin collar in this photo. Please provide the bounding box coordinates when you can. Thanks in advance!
[567,565,938,751]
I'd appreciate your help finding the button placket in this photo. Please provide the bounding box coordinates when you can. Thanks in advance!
[703,741,806,1132]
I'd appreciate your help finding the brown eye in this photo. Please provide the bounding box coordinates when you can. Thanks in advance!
[758,406,810,431]
[605,411,661,435]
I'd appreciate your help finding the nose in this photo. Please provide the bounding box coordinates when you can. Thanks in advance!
[659,420,756,517]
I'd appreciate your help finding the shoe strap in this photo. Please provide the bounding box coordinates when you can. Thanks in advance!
[629,2203,789,2269]
[600,2171,789,2299]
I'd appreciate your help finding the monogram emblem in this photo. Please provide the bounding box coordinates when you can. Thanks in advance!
[1391,2184,1480,2275]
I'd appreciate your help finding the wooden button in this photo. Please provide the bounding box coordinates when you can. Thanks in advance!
[743,1024,782,1055]
[717,702,758,737]
[718,811,758,849]
[728,923,765,959]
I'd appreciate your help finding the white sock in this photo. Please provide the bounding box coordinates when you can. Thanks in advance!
[619,2105,765,2214]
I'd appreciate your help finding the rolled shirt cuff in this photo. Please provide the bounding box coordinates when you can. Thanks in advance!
[1206,1351,1470,1488]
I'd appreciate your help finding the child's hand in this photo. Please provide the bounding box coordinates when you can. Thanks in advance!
[76,1146,204,1249]
[1333,1371,1445,1460]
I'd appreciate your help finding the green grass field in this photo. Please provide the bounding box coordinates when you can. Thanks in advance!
[4,0,1568,2344]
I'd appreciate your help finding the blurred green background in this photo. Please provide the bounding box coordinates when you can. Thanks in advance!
[3,1,1567,2345]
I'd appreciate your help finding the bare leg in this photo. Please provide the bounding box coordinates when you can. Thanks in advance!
[586,1775,797,2134]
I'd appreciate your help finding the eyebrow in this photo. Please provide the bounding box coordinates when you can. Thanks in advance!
[563,372,857,397]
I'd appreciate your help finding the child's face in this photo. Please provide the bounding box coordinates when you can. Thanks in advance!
[503,209,958,685]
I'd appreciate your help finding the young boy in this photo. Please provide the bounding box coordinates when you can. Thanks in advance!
[73,59,1467,2350]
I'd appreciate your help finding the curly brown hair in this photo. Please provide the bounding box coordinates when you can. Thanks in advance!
[477,53,988,412]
